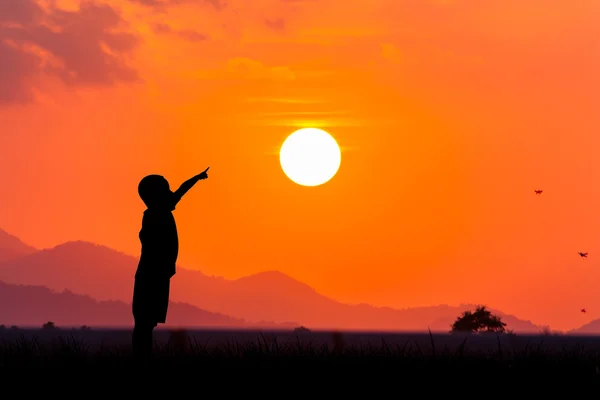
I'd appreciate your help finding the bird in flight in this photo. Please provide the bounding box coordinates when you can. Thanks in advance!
[581,308,587,313]
[534,189,543,195]
[578,252,588,258]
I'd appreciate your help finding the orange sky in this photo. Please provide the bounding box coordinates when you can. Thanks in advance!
[1,0,599,331]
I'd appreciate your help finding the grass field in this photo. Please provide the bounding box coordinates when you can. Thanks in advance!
[2,328,600,390]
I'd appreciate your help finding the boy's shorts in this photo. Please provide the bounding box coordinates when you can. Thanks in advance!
[132,276,171,326]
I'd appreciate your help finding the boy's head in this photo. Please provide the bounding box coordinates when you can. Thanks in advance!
[138,175,174,210]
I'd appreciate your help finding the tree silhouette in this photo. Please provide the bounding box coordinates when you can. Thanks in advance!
[450,305,507,334]
[294,326,311,333]
[42,321,56,330]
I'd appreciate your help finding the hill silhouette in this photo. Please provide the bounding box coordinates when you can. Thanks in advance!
[0,228,37,264]
[0,233,542,332]
[0,280,297,328]
[566,319,600,335]
[0,241,138,307]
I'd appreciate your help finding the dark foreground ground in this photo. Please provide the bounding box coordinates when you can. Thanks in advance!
[2,328,600,391]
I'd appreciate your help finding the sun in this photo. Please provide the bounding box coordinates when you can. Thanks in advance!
[279,128,341,187]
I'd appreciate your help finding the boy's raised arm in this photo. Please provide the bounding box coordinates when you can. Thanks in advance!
[172,167,209,205]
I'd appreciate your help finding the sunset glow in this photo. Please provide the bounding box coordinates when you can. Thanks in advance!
[1,0,599,333]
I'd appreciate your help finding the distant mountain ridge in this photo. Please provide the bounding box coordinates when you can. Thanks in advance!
[0,280,296,329]
[566,319,600,335]
[0,230,543,332]
[0,228,37,264]
[0,280,242,328]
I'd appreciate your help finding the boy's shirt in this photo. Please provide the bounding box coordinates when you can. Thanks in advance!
[136,208,179,279]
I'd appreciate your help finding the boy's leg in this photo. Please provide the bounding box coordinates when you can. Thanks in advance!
[132,320,154,361]
[132,277,157,362]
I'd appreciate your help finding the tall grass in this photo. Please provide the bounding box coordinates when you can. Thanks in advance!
[1,330,600,375]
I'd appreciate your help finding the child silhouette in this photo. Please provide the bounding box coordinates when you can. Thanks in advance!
[132,167,209,360]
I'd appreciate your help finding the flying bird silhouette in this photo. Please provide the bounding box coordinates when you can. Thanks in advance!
[581,308,587,313]
[578,252,588,258]
[534,189,543,195]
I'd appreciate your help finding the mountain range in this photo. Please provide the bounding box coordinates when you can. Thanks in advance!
[0,280,258,328]
[0,229,37,264]
[0,228,594,333]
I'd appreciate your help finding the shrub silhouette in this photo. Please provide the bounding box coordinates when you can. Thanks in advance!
[167,329,189,354]
[332,331,344,354]
[42,321,56,330]
[450,305,507,334]
[540,325,552,336]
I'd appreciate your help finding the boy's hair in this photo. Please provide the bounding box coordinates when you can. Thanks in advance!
[138,175,170,208]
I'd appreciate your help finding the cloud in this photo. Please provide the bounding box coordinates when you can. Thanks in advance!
[152,23,208,41]
[0,0,140,105]
[245,97,329,104]
[128,0,227,12]
[265,18,286,31]
[225,57,296,81]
